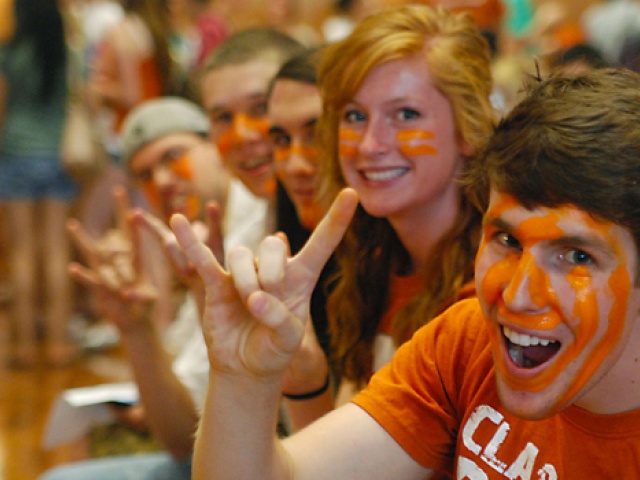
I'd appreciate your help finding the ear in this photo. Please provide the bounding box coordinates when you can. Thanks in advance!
[460,139,475,158]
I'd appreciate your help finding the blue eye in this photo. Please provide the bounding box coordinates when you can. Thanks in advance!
[344,109,366,123]
[562,249,593,266]
[398,108,420,121]
[269,132,291,148]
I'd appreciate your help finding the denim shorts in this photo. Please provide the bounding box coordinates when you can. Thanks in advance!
[0,153,79,201]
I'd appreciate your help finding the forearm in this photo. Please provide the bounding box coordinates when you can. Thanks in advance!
[193,372,292,480]
[283,385,334,432]
[121,321,199,459]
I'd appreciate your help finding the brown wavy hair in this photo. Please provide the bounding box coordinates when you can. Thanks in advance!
[317,4,495,384]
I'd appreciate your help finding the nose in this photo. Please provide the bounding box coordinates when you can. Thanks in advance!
[502,251,550,312]
[231,113,265,143]
[358,116,390,158]
[283,143,315,178]
[152,164,176,190]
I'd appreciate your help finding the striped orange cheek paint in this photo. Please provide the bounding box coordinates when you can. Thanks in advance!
[216,114,271,157]
[338,128,361,159]
[397,129,438,158]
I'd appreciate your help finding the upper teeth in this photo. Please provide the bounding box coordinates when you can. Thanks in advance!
[363,168,407,182]
[503,326,557,347]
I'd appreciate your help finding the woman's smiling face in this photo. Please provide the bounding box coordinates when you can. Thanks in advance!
[336,55,469,222]
[475,190,640,419]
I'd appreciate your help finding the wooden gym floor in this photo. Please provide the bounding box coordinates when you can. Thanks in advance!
[0,301,132,480]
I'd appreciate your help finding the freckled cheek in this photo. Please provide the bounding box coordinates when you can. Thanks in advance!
[396,129,438,158]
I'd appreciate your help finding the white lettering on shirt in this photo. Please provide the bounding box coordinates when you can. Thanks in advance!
[458,405,558,479]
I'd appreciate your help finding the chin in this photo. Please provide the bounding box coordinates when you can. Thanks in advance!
[495,375,564,421]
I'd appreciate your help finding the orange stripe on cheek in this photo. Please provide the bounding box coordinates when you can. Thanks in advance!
[142,182,160,210]
[480,253,517,306]
[399,144,439,157]
[243,116,271,137]
[273,147,290,163]
[216,128,234,157]
[397,129,438,158]
[338,128,361,160]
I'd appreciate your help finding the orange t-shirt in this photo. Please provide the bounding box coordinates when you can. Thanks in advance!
[354,298,640,477]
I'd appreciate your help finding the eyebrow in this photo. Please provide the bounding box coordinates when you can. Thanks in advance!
[268,118,318,136]
[206,93,267,115]
[268,125,286,136]
[485,214,617,257]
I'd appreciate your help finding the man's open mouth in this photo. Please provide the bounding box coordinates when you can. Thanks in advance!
[503,326,561,369]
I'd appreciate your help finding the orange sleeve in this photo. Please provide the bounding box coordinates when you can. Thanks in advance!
[0,0,15,44]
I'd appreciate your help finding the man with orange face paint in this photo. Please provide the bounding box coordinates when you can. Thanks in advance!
[41,97,229,480]
[199,27,305,253]
[121,97,228,224]
[171,67,640,480]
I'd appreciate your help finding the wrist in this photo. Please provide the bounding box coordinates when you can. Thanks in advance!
[282,375,330,401]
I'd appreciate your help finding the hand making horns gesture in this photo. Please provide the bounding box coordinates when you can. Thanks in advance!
[169,188,358,381]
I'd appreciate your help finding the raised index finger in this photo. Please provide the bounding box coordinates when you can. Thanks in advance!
[170,213,226,287]
[294,188,358,278]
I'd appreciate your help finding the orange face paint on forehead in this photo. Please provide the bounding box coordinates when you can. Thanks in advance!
[479,192,635,408]
[397,129,438,158]
[338,127,361,160]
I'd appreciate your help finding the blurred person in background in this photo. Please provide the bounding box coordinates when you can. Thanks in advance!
[0,0,79,367]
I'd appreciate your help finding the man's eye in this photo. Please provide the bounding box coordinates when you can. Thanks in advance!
[497,232,521,251]
[211,112,232,125]
[562,249,593,266]
[397,108,420,121]
[270,133,291,148]
[343,109,366,123]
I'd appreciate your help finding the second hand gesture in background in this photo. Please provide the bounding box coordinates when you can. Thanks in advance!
[169,188,358,382]
[67,187,157,331]
[133,201,224,316]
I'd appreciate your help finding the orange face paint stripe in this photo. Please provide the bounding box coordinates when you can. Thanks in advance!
[273,144,317,163]
[396,129,435,141]
[398,144,439,157]
[338,127,362,160]
[215,113,270,157]
[397,129,438,158]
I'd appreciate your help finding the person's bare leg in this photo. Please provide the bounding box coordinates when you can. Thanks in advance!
[41,198,77,366]
[7,201,38,366]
